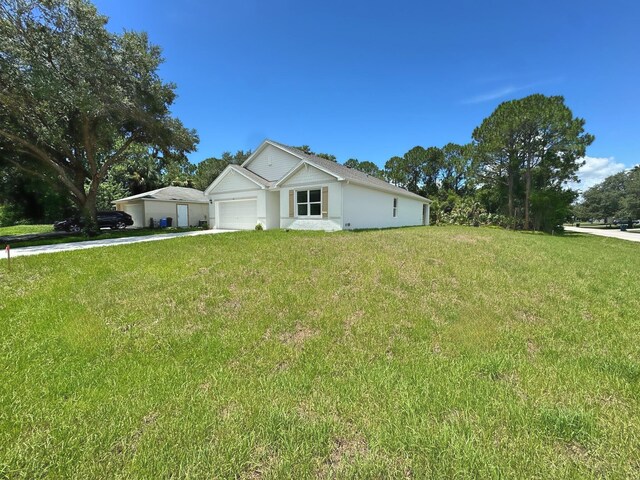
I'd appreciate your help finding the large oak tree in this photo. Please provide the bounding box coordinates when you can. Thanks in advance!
[0,0,198,231]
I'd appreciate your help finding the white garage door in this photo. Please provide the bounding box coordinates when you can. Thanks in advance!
[218,199,257,230]
[123,203,144,228]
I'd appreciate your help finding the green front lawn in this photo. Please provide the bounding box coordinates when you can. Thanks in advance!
[1,227,639,478]
[0,224,53,236]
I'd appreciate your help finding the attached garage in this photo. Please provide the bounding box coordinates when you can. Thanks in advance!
[217,199,257,230]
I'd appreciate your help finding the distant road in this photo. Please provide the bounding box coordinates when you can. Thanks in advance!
[565,226,640,243]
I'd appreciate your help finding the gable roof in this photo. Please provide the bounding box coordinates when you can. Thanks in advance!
[263,140,431,202]
[275,159,343,187]
[114,186,207,204]
[204,164,273,195]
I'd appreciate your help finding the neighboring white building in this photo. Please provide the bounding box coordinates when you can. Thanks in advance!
[205,140,431,231]
[114,186,208,228]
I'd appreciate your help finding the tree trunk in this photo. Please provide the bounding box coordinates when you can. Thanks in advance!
[507,171,514,220]
[524,159,532,230]
[81,183,99,236]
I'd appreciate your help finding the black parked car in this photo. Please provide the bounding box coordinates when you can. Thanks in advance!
[54,211,134,232]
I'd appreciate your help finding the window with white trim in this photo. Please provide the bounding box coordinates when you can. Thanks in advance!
[393,197,398,217]
[297,189,322,217]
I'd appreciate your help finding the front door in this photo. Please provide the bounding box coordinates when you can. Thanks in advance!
[177,204,189,227]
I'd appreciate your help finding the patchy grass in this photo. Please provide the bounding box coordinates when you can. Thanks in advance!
[1,226,639,478]
[0,224,53,236]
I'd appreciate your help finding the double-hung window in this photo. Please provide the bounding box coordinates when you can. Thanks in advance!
[393,198,398,217]
[297,189,322,217]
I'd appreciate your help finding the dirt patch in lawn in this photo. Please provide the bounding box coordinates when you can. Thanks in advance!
[318,435,369,477]
[344,310,364,330]
[279,323,318,347]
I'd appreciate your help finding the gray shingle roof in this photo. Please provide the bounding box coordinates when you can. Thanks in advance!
[265,140,430,202]
[114,186,207,203]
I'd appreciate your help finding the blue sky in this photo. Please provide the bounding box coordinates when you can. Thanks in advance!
[95,0,639,187]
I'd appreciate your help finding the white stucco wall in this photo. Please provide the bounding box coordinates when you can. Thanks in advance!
[264,191,280,230]
[142,201,208,228]
[188,203,209,226]
[244,144,301,181]
[279,181,343,231]
[342,183,427,229]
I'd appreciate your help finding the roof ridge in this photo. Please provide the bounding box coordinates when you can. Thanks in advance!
[264,139,429,202]
[231,164,271,183]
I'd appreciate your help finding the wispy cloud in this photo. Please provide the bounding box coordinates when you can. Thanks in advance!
[461,78,563,105]
[567,156,626,192]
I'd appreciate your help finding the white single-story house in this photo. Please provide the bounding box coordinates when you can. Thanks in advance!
[205,140,431,231]
[114,186,208,228]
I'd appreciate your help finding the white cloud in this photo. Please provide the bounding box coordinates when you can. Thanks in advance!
[568,156,626,192]
[461,85,524,104]
[461,77,564,105]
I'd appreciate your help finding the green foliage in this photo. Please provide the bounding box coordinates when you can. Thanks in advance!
[472,94,593,231]
[0,0,198,230]
[343,158,384,178]
[530,187,577,232]
[385,145,441,195]
[624,167,640,219]
[293,145,337,162]
[255,222,264,231]
[315,152,337,162]
[383,143,475,198]
[0,166,74,225]
[441,143,477,195]
[96,177,129,211]
[192,150,251,191]
[433,195,512,228]
[576,167,640,222]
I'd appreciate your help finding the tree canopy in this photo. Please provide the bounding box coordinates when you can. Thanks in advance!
[473,94,594,230]
[343,158,384,178]
[575,167,640,222]
[293,145,337,162]
[0,0,198,231]
[192,150,251,191]
[383,143,475,198]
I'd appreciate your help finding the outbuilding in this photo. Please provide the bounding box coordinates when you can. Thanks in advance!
[114,186,208,228]
[205,140,431,231]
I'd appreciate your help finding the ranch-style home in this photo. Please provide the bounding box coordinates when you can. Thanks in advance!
[205,140,431,230]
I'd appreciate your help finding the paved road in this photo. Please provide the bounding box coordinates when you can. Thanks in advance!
[565,226,640,243]
[1,229,235,259]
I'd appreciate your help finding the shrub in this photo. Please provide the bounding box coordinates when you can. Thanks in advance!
[255,223,264,231]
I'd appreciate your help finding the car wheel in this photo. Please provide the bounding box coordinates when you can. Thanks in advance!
[116,221,126,230]
[69,224,81,233]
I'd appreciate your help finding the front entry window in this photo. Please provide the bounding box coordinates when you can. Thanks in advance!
[297,189,322,217]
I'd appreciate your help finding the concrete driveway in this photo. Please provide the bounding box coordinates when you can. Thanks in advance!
[1,229,235,259]
[565,226,640,243]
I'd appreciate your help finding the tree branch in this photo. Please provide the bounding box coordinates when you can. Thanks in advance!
[0,128,86,200]
[98,134,138,179]
[81,114,97,177]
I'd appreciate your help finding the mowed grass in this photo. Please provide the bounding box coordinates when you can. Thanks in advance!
[1,226,639,478]
[0,224,53,236]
